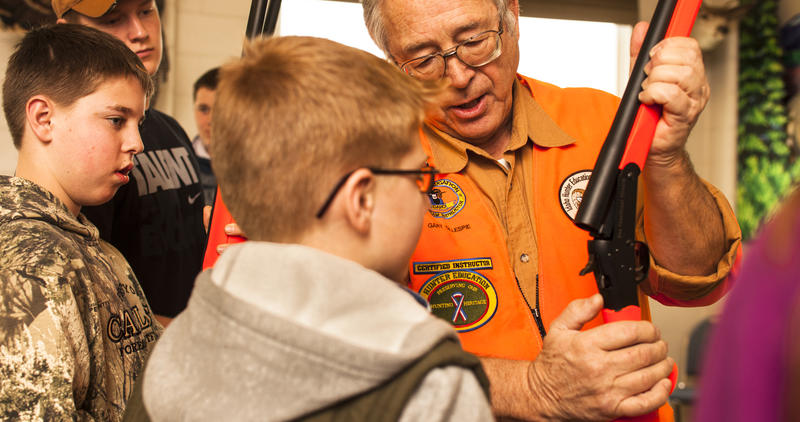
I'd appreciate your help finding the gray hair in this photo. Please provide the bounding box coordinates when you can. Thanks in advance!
[362,0,517,59]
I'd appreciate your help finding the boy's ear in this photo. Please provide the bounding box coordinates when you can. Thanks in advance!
[340,168,376,235]
[26,95,56,144]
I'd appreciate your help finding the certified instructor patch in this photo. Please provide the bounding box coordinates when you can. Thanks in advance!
[418,270,498,333]
[559,170,592,221]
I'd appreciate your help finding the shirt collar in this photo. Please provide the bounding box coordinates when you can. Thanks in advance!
[424,76,576,173]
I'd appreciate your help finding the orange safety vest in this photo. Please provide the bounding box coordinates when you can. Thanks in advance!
[411,76,638,358]
[410,76,673,420]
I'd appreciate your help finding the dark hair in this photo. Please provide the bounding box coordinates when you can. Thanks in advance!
[3,23,153,148]
[59,9,81,23]
[193,67,220,100]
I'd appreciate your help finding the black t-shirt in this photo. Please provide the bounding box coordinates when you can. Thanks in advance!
[195,155,217,206]
[82,109,207,317]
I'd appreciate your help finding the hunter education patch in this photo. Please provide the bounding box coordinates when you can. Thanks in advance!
[427,178,466,219]
[559,170,592,221]
[417,266,498,333]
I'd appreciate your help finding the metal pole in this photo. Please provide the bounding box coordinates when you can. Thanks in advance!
[245,0,282,40]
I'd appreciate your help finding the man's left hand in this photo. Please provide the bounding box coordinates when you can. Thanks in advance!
[630,21,710,169]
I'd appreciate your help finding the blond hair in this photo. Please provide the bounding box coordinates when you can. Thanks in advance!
[212,36,441,242]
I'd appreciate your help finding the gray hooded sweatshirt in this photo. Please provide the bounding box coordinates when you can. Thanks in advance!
[141,241,493,421]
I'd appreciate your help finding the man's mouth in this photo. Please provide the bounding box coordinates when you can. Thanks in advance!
[454,96,483,110]
[449,94,487,119]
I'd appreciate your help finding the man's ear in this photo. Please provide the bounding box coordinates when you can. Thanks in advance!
[508,0,520,20]
[339,168,376,235]
[26,95,56,144]
[507,0,521,39]
[56,18,67,24]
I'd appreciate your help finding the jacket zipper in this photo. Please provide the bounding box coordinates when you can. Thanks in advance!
[533,274,547,338]
[516,274,547,339]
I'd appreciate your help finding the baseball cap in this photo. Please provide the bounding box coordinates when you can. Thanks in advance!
[52,0,117,19]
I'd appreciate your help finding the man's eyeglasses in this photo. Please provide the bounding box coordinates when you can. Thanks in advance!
[399,20,504,81]
[316,166,440,218]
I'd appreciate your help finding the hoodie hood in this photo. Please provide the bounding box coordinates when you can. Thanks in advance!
[0,175,99,241]
[143,241,459,421]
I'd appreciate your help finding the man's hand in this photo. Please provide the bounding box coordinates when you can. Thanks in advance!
[485,295,673,421]
[216,223,245,254]
[204,205,247,255]
[154,314,173,328]
[530,294,673,420]
[203,205,213,232]
[630,21,710,169]
[629,21,726,277]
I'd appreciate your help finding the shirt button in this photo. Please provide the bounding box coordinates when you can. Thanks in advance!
[520,253,530,263]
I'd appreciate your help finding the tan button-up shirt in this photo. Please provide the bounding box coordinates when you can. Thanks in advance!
[423,78,741,307]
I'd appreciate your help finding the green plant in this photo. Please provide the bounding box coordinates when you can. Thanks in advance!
[737,0,800,240]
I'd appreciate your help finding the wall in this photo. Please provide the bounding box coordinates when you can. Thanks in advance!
[518,0,638,24]
[0,29,22,176]
[159,0,252,139]
[782,0,800,26]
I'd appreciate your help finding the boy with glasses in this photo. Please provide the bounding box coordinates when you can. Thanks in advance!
[125,36,494,421]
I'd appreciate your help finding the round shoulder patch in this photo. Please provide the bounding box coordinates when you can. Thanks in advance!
[559,170,592,221]
[418,270,498,333]
[428,179,466,219]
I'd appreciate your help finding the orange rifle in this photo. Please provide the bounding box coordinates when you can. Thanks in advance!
[574,0,703,420]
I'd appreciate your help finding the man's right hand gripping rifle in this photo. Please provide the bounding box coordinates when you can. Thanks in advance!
[551,0,706,420]
[490,0,709,420]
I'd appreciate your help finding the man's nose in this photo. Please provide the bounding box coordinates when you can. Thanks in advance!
[444,54,475,89]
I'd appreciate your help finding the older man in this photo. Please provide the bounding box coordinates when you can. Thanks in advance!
[361,0,741,420]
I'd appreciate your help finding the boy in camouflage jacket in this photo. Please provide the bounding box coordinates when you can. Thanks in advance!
[0,24,162,421]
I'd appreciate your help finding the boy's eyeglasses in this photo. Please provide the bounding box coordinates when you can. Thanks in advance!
[399,19,504,81]
[316,165,440,218]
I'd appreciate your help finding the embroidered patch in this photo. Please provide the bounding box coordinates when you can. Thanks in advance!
[559,170,592,221]
[418,270,498,332]
[427,179,466,219]
[413,257,493,274]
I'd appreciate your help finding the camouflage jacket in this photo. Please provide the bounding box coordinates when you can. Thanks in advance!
[0,176,163,421]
